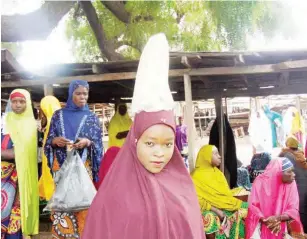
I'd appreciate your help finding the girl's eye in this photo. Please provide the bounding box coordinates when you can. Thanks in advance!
[166,143,173,148]
[145,142,154,147]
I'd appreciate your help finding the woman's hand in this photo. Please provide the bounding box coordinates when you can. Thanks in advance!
[269,221,281,235]
[216,210,226,221]
[52,137,71,148]
[262,216,281,235]
[211,206,226,221]
[73,138,91,149]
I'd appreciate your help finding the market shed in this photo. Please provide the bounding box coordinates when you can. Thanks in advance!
[2,49,307,171]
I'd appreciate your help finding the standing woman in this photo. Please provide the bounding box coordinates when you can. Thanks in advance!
[1,89,39,238]
[283,107,305,150]
[82,34,205,239]
[279,136,307,233]
[108,103,132,148]
[38,96,61,201]
[44,80,103,238]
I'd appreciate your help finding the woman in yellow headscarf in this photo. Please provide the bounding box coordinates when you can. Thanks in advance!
[38,96,62,201]
[108,103,132,148]
[283,106,305,150]
[1,89,39,238]
[191,145,248,239]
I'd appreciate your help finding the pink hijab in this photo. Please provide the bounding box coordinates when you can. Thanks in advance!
[82,111,205,239]
[94,146,121,190]
[246,158,303,239]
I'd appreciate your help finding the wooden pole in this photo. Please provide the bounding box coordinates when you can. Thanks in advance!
[184,74,195,172]
[43,84,54,96]
[225,97,228,117]
[198,117,202,138]
[255,97,260,112]
[215,94,225,173]
[296,96,301,113]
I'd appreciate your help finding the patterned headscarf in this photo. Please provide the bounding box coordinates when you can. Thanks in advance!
[282,157,294,172]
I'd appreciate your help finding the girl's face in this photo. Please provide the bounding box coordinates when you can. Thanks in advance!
[136,124,175,174]
[211,147,222,167]
[11,97,27,114]
[73,86,89,107]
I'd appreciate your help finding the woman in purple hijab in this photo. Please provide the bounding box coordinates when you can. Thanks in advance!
[176,116,189,168]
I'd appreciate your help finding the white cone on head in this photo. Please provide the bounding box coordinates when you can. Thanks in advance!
[131,33,174,116]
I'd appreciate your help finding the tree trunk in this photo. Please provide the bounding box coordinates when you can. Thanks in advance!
[80,1,124,61]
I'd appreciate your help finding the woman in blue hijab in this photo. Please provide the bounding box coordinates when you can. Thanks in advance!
[44,80,103,238]
[263,105,283,148]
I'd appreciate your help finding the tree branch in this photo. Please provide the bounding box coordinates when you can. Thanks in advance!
[116,40,142,52]
[100,1,130,23]
[176,13,185,24]
[133,15,154,22]
[100,1,153,24]
[80,1,124,61]
[1,1,75,42]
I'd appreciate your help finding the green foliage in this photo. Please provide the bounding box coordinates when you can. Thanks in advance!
[65,0,289,62]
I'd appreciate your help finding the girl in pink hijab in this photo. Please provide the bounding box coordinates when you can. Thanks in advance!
[246,158,305,239]
[82,34,205,239]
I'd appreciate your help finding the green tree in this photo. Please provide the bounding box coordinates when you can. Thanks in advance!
[66,0,289,62]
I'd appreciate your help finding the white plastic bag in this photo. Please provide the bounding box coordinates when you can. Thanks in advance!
[44,150,97,212]
[250,223,261,239]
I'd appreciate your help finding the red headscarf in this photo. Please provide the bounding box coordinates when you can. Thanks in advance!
[94,146,120,190]
[83,111,205,239]
[246,158,303,239]
[10,92,25,100]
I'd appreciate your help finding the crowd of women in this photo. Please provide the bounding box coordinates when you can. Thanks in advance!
[1,33,307,239]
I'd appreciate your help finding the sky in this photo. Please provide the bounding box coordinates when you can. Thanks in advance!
[2,0,307,73]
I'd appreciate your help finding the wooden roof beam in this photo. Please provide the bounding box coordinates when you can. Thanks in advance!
[275,59,307,70]
[1,49,24,73]
[181,56,192,68]
[190,85,307,100]
[2,59,307,88]
[234,54,245,66]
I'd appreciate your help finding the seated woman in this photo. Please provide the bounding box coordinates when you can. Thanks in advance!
[249,145,272,183]
[191,145,248,239]
[279,136,307,233]
[237,166,252,191]
[246,158,305,238]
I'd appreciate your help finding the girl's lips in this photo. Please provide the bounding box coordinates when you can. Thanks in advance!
[151,161,164,167]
